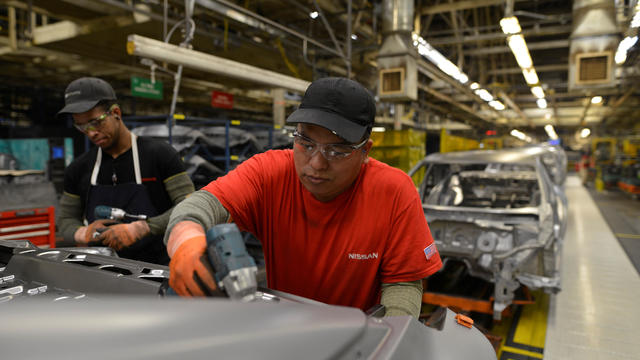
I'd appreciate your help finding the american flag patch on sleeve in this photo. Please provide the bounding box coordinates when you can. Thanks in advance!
[424,243,436,260]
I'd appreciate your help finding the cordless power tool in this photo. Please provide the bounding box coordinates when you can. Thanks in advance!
[205,223,258,301]
[92,206,148,240]
[94,205,148,221]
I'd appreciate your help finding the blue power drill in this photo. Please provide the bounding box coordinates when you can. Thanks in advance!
[204,223,258,301]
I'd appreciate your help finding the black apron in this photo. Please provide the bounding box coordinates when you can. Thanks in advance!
[85,133,169,265]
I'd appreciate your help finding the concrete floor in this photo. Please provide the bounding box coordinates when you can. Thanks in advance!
[587,187,640,275]
[544,176,640,360]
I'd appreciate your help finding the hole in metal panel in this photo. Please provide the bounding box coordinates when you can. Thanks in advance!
[99,265,133,276]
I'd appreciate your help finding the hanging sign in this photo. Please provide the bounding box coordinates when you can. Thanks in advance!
[211,91,234,109]
[131,76,163,100]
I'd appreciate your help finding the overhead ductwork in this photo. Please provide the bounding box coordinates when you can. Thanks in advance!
[569,0,621,91]
[377,0,418,101]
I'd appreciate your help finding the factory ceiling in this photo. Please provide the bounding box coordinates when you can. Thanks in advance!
[1,0,639,140]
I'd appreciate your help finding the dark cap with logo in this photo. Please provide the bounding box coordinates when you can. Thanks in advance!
[286,77,376,143]
[57,77,116,116]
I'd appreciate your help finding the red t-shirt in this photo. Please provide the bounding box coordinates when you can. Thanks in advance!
[203,149,441,311]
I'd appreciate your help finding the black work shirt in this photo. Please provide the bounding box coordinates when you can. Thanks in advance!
[64,136,186,217]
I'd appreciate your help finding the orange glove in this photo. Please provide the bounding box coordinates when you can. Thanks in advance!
[76,219,117,246]
[168,221,218,297]
[99,220,150,250]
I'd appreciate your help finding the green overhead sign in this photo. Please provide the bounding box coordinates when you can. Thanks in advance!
[131,76,163,100]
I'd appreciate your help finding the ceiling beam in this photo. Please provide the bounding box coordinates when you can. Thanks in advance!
[420,0,526,15]
[467,39,569,56]
[427,25,572,45]
[499,90,530,125]
[488,64,568,75]
[418,83,493,124]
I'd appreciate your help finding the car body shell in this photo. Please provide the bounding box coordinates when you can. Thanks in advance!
[409,145,568,319]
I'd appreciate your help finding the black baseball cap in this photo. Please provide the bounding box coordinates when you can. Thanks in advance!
[286,77,376,143]
[57,77,117,116]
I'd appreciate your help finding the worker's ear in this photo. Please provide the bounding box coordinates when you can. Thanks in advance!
[112,105,122,121]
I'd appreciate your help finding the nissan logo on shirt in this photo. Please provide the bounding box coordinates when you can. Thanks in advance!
[348,252,379,260]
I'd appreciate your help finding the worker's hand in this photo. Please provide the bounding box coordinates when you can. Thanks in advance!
[169,235,218,297]
[76,219,117,246]
[99,220,150,250]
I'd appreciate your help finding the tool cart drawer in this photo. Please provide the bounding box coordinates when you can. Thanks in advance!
[0,207,55,248]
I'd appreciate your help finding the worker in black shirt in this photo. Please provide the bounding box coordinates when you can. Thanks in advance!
[57,77,194,265]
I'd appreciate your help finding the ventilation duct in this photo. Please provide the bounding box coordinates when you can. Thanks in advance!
[377,0,417,101]
[569,0,620,91]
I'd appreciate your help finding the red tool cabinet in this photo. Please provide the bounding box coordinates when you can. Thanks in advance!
[0,206,56,248]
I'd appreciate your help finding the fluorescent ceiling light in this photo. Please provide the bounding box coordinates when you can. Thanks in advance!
[544,124,558,140]
[309,11,319,19]
[489,100,505,111]
[507,35,533,68]
[371,127,386,132]
[632,11,640,28]
[351,34,358,40]
[580,128,591,138]
[474,89,494,102]
[618,36,638,52]
[615,36,637,64]
[469,82,479,90]
[591,96,602,104]
[536,98,548,109]
[510,129,526,140]
[522,68,539,85]
[500,17,522,35]
[531,86,545,99]
[413,34,468,85]
[615,51,628,65]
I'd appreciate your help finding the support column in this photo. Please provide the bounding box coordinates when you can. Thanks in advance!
[8,6,17,50]
[272,88,286,127]
[394,103,404,130]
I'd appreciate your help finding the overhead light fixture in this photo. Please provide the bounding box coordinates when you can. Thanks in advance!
[544,113,552,120]
[544,124,558,140]
[531,86,545,99]
[372,127,386,132]
[309,11,319,19]
[615,36,638,64]
[502,15,546,117]
[489,100,506,111]
[413,33,469,85]
[474,88,494,102]
[591,96,603,104]
[412,33,505,112]
[522,68,539,85]
[632,4,640,28]
[126,34,310,92]
[507,35,533,68]
[536,98,548,109]
[351,34,357,40]
[580,128,591,138]
[500,16,522,35]
[510,129,531,142]
[510,129,524,139]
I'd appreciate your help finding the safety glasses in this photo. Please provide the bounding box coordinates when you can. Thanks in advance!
[73,104,118,133]
[293,130,367,161]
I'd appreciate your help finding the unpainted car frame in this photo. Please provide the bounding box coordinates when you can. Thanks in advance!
[409,145,568,319]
